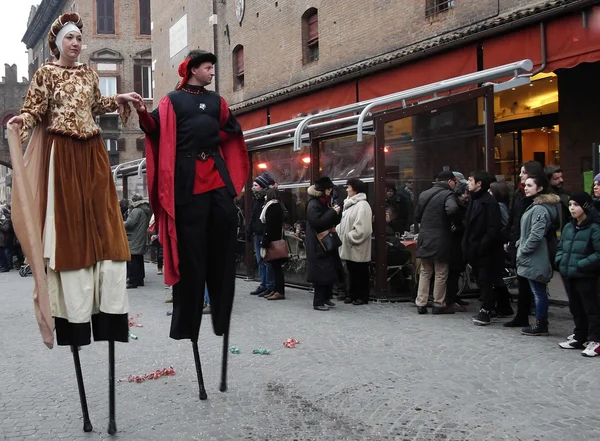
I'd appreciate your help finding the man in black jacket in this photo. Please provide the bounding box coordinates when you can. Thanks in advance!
[463,171,503,325]
[545,165,570,232]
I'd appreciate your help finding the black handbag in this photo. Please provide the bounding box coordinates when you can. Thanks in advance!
[317,228,342,252]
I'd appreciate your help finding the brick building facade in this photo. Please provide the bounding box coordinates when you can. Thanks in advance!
[147,0,600,296]
[19,0,152,170]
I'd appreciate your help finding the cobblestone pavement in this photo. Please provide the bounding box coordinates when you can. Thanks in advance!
[1,264,600,441]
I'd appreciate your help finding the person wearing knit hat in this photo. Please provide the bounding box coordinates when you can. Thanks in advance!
[593,174,600,212]
[570,192,594,214]
[247,174,276,298]
[134,48,249,402]
[6,11,147,435]
[254,172,274,189]
[555,191,600,356]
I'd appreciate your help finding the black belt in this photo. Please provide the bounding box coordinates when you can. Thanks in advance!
[179,149,237,198]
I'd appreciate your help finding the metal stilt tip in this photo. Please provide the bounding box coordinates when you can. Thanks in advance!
[219,382,227,393]
[199,390,208,400]
[83,421,93,432]
[107,420,117,435]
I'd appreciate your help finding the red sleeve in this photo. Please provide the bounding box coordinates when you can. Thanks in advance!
[138,108,157,133]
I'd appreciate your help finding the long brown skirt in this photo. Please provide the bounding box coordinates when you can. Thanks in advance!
[42,133,130,271]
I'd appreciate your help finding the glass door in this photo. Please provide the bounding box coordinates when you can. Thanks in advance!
[372,86,495,299]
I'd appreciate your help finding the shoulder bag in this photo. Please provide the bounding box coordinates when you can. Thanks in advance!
[264,229,289,262]
[316,228,342,252]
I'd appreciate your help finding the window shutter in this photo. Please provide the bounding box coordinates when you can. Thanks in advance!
[136,137,145,152]
[308,14,318,42]
[133,64,143,95]
[116,74,121,95]
[97,0,106,33]
[237,49,244,75]
[139,0,151,35]
[106,0,115,34]
[117,138,126,152]
[98,0,115,34]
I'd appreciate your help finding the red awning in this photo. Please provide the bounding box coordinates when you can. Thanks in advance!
[268,81,356,124]
[358,45,478,100]
[484,8,600,72]
[236,109,268,131]
[546,7,600,71]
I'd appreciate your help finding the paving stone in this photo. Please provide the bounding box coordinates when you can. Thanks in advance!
[1,264,600,440]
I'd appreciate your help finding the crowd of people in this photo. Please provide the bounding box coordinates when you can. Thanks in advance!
[241,161,600,358]
[411,163,600,357]
[0,205,24,272]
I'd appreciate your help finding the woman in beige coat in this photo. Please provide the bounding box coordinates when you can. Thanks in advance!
[337,179,373,305]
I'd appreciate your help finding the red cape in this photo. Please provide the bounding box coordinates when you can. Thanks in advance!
[143,96,249,286]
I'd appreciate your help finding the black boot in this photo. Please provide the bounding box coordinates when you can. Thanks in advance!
[521,319,549,336]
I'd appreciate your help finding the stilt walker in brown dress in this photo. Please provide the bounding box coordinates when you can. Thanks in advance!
[135,50,249,400]
[6,13,143,435]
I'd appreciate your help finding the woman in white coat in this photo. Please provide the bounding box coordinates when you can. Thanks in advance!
[337,179,373,305]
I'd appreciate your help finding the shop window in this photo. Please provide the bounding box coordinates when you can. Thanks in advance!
[425,0,455,18]
[134,64,153,99]
[494,72,558,123]
[250,145,312,285]
[99,76,118,96]
[96,0,116,34]
[319,135,375,181]
[233,45,244,90]
[302,8,319,64]
[139,0,151,35]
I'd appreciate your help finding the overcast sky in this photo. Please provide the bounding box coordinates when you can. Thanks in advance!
[0,0,41,80]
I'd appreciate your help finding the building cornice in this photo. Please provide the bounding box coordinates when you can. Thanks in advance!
[231,0,594,114]
[22,0,66,49]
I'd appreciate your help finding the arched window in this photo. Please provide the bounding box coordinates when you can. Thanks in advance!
[302,8,319,64]
[233,45,245,90]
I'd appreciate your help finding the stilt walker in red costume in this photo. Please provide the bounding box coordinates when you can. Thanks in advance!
[6,13,143,435]
[134,50,249,399]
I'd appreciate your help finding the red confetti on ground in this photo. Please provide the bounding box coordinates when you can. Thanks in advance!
[118,367,175,383]
[283,338,301,348]
[128,313,143,328]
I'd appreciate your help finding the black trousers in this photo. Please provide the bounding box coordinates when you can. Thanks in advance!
[515,275,533,320]
[346,261,370,303]
[445,269,462,305]
[313,284,333,307]
[472,262,496,311]
[155,242,163,269]
[271,260,285,295]
[564,277,600,342]
[334,255,348,295]
[171,187,237,341]
[127,254,145,286]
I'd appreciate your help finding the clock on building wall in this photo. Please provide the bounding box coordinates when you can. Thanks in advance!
[236,0,245,25]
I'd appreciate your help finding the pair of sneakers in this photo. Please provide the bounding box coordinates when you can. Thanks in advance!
[559,334,600,357]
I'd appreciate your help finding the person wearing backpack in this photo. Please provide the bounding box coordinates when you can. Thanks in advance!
[555,192,600,357]
[516,174,560,336]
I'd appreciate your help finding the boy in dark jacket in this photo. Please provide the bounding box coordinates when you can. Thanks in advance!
[555,192,600,357]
